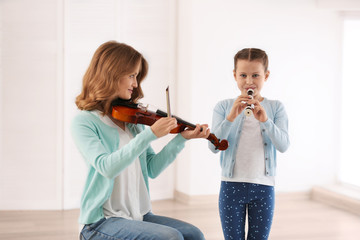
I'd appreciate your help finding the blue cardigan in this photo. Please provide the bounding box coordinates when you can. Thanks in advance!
[208,98,290,178]
[71,111,187,224]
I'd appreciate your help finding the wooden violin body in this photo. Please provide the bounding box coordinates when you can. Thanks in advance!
[111,100,228,151]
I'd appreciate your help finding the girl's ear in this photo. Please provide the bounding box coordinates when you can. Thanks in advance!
[265,70,270,81]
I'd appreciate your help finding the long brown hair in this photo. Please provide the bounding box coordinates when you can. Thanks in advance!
[75,41,148,115]
[234,48,269,72]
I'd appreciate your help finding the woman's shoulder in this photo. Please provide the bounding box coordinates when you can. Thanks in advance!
[73,110,97,120]
[72,110,102,127]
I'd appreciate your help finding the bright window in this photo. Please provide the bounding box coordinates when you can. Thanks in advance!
[339,18,360,187]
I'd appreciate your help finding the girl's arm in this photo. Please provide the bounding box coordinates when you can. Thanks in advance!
[208,101,234,153]
[71,114,157,179]
[260,101,290,152]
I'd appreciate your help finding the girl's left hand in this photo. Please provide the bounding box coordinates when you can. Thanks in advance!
[181,124,211,140]
[248,99,268,122]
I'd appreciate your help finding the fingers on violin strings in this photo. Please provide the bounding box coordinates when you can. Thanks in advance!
[162,118,176,131]
[200,124,210,137]
[205,128,211,138]
[170,121,178,130]
[192,124,200,133]
[195,124,203,133]
[166,117,176,125]
[201,124,208,132]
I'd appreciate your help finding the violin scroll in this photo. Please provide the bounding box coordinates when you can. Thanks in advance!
[208,134,229,151]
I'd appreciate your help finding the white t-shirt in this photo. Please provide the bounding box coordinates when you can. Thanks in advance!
[99,113,151,221]
[222,115,275,186]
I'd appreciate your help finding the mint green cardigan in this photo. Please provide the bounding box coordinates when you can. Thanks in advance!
[71,111,187,224]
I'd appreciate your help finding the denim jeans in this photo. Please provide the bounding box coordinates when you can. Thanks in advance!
[80,212,205,240]
[219,182,275,240]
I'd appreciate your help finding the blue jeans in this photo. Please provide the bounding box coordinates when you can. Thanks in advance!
[219,182,275,240]
[80,212,205,240]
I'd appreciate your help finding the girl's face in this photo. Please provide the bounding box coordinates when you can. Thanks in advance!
[117,61,141,100]
[233,60,269,100]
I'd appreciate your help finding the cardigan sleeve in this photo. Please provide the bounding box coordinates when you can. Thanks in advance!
[145,133,187,178]
[71,112,157,179]
[260,101,290,153]
[208,100,234,153]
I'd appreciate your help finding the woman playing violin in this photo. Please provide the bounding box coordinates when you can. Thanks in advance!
[71,41,210,240]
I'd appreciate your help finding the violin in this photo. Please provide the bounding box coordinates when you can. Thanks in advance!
[111,99,228,151]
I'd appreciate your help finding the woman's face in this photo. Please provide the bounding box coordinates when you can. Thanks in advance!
[117,61,141,100]
[233,59,269,99]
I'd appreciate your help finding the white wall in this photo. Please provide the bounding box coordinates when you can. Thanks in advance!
[339,17,360,187]
[0,0,356,210]
[0,0,62,209]
[175,0,343,195]
[0,2,3,200]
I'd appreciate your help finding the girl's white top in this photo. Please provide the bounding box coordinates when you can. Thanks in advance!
[222,114,275,186]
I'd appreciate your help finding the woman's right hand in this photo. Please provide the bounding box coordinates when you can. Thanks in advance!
[226,95,251,122]
[151,117,178,138]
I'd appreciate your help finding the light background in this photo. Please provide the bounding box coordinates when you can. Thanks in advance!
[0,0,358,210]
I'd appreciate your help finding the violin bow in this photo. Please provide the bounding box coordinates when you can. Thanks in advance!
[166,86,172,117]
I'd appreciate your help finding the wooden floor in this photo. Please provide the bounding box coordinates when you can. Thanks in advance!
[1,195,360,240]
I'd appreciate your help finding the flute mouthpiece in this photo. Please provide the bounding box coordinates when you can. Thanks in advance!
[247,89,254,96]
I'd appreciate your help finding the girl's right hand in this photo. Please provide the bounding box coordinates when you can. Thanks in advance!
[226,95,251,122]
[151,117,178,138]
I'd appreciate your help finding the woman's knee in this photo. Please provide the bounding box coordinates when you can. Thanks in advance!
[182,225,205,240]
[157,228,184,240]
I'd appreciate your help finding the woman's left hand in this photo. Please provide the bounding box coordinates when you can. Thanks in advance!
[181,124,211,140]
[248,99,268,122]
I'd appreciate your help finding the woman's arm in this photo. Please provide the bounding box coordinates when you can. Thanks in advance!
[71,114,157,179]
[145,133,187,178]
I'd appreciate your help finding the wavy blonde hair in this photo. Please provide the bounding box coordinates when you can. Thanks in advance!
[75,41,148,115]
